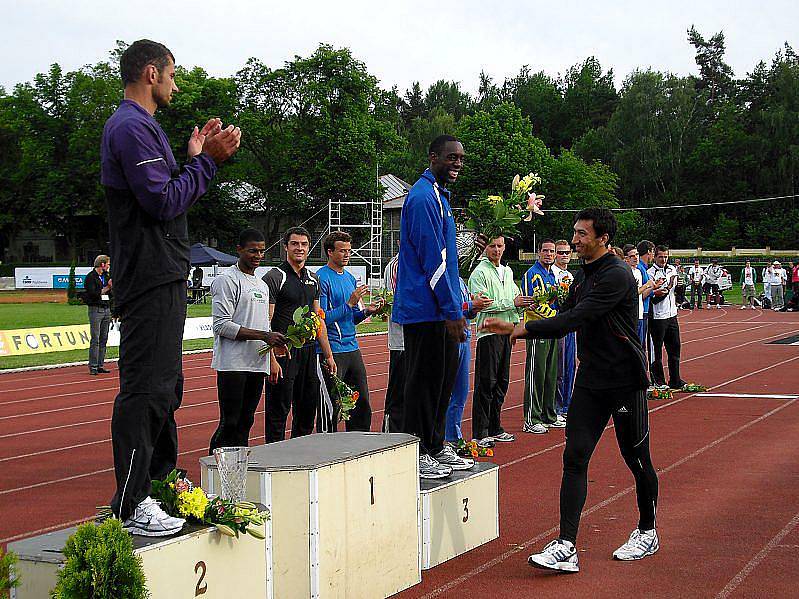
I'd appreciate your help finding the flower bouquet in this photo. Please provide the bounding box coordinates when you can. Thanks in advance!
[463,172,544,241]
[258,306,323,357]
[647,387,673,401]
[153,470,269,539]
[676,383,708,393]
[454,439,494,459]
[370,290,393,322]
[330,375,359,421]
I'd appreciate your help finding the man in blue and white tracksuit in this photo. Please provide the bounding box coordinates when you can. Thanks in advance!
[393,134,472,479]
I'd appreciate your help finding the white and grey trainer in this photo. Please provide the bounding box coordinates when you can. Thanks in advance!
[522,423,548,434]
[528,539,579,573]
[419,454,452,479]
[434,445,474,471]
[122,496,186,537]
[612,528,660,561]
[492,432,516,442]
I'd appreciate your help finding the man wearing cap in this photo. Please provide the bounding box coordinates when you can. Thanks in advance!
[767,261,787,310]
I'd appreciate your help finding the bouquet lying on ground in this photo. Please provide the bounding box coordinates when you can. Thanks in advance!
[150,470,269,540]
[678,383,708,393]
[330,374,359,421]
[647,387,673,401]
[463,172,545,241]
[370,290,393,321]
[454,439,493,459]
[258,306,323,356]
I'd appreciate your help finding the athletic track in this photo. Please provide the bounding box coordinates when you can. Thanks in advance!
[1,307,797,598]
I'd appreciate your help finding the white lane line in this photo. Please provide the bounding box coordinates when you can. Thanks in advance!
[421,398,798,599]
[697,393,799,400]
[716,511,799,598]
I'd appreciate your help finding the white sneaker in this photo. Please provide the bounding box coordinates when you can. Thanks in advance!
[123,496,186,537]
[548,418,566,428]
[740,305,747,310]
[523,423,548,434]
[612,528,660,561]
[419,454,452,479]
[492,432,516,442]
[556,414,567,424]
[434,445,474,471]
[528,539,579,573]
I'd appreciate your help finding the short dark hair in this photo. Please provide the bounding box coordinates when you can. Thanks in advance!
[539,238,556,250]
[429,134,459,156]
[120,40,175,86]
[282,226,311,246]
[238,228,265,247]
[622,244,637,257]
[655,244,669,255]
[637,240,655,256]
[324,230,352,256]
[575,207,617,244]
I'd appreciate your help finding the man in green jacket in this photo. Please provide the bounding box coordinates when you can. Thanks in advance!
[469,236,534,445]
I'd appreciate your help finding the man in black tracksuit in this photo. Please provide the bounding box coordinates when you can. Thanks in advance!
[101,40,240,535]
[483,207,659,573]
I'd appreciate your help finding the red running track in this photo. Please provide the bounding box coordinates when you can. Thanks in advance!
[1,308,798,598]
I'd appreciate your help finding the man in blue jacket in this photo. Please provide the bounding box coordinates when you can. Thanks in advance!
[393,134,469,479]
[316,230,384,431]
[101,40,240,536]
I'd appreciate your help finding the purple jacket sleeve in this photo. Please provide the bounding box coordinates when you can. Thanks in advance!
[113,120,217,221]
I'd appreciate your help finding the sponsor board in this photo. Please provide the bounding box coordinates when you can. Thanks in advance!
[15,267,93,289]
[53,274,86,289]
[0,317,214,357]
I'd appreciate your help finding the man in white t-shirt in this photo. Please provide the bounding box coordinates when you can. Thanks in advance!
[648,245,687,390]
[624,244,655,347]
[704,259,724,308]
[209,229,288,453]
[687,259,705,309]
[740,260,757,309]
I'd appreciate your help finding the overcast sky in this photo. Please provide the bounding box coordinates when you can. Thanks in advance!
[2,0,796,94]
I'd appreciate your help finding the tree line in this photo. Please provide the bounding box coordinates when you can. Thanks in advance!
[0,28,797,262]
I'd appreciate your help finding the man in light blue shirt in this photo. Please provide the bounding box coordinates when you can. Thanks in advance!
[316,231,383,432]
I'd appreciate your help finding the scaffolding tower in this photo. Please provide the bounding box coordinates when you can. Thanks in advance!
[328,190,383,287]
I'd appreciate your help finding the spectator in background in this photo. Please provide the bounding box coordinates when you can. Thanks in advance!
[636,240,657,349]
[209,229,287,453]
[552,240,576,421]
[688,259,705,310]
[768,261,787,310]
[85,254,113,375]
[762,264,772,301]
[316,231,384,432]
[191,266,204,301]
[470,236,531,443]
[740,260,757,310]
[648,246,687,391]
[521,239,562,434]
[674,259,688,309]
[791,260,799,302]
[624,245,654,347]
[382,246,404,433]
[703,259,724,308]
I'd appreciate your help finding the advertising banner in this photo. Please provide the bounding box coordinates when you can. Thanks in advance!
[15,267,92,289]
[0,317,214,357]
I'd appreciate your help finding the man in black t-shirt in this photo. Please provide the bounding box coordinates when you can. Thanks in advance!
[262,227,336,442]
[484,208,659,573]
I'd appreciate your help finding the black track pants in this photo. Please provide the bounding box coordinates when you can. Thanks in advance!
[559,385,659,544]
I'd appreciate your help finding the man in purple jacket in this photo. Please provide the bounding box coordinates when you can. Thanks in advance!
[101,39,240,536]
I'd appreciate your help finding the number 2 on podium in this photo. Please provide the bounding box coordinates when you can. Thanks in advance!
[195,560,207,596]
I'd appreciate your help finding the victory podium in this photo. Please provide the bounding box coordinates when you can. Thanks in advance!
[9,522,267,599]
[200,432,421,599]
[419,462,499,569]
